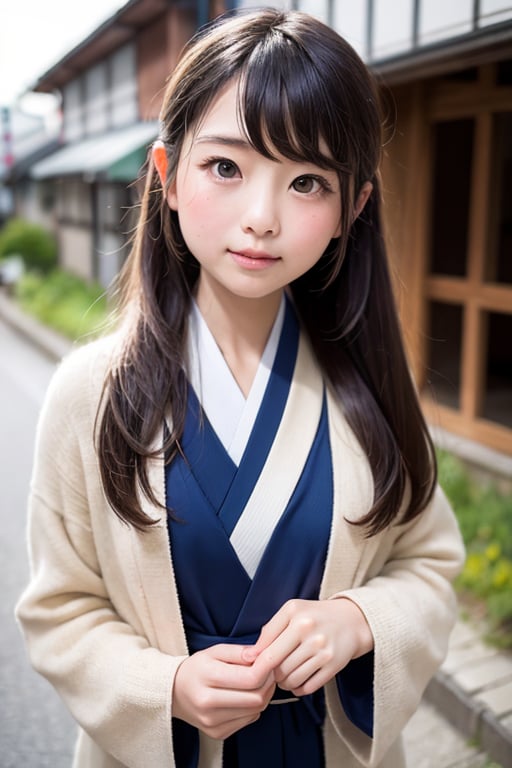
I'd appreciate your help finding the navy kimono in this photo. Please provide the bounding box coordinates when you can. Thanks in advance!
[166,299,373,767]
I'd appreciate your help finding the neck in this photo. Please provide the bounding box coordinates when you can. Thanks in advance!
[195,280,283,397]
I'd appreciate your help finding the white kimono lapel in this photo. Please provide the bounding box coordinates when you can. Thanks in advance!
[229,332,324,578]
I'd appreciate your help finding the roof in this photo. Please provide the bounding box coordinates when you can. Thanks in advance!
[32,0,201,94]
[30,121,158,181]
[3,137,62,183]
[371,20,512,84]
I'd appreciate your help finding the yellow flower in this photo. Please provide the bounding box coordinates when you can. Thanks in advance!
[485,543,501,563]
[464,552,485,581]
[492,560,512,589]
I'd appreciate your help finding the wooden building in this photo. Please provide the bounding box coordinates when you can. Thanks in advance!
[381,54,512,461]
[19,0,512,462]
[270,0,512,462]
[27,0,205,287]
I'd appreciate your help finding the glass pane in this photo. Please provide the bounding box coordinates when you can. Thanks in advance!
[373,0,413,58]
[110,44,137,129]
[84,63,109,136]
[63,79,84,143]
[425,301,463,410]
[486,113,512,284]
[333,0,367,57]
[297,0,329,22]
[497,59,512,85]
[419,0,473,44]
[430,120,474,277]
[479,0,512,26]
[481,312,512,428]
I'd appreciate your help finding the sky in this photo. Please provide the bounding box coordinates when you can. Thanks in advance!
[0,0,127,111]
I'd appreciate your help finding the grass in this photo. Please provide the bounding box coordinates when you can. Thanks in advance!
[437,449,512,648]
[14,268,111,342]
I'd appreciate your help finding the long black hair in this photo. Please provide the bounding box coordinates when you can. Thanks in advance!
[97,8,436,534]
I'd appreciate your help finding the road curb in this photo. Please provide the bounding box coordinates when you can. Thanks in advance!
[425,651,512,767]
[0,290,73,362]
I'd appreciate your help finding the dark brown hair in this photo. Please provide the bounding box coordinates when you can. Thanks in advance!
[97,8,436,534]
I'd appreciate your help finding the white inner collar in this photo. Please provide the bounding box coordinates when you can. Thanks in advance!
[187,296,286,465]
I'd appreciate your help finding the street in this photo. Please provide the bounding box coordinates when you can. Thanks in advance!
[0,315,499,768]
[0,320,75,767]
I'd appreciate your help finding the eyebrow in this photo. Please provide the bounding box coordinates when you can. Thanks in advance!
[194,135,252,149]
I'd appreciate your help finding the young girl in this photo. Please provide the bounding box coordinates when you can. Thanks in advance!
[17,8,465,768]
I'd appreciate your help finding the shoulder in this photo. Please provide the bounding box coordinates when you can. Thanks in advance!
[40,332,122,433]
[52,333,120,393]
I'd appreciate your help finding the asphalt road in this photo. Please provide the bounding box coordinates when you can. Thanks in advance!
[0,320,75,767]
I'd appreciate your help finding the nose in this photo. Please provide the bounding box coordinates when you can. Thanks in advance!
[240,185,280,237]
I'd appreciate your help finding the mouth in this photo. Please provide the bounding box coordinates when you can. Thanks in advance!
[229,249,280,270]
[232,249,278,260]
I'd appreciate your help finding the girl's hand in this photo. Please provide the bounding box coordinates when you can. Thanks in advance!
[172,644,276,740]
[243,598,374,697]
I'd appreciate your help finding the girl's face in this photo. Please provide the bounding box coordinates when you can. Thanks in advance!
[166,80,342,309]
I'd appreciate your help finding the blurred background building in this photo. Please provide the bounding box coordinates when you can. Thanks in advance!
[1,0,511,462]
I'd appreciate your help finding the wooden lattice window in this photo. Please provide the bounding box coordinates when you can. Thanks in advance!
[421,64,512,454]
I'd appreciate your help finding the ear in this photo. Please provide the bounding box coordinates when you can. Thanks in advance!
[152,140,168,187]
[152,140,178,211]
[353,181,373,221]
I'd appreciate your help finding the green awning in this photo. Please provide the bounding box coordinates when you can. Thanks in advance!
[30,121,158,182]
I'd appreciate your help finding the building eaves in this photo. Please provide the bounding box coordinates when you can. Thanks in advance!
[32,0,184,94]
[371,21,512,85]
[3,138,62,184]
[29,121,158,182]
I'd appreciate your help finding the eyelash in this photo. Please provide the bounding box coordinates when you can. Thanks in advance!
[200,157,240,179]
[293,175,333,195]
[200,156,334,195]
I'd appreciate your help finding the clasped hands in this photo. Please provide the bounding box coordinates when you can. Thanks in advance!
[172,597,373,740]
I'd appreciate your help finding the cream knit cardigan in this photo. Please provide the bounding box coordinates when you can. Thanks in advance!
[16,333,465,768]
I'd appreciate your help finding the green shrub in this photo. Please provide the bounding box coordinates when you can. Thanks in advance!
[15,268,109,341]
[437,450,512,646]
[0,218,57,274]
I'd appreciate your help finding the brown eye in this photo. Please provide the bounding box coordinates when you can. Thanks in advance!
[215,160,238,178]
[292,175,326,194]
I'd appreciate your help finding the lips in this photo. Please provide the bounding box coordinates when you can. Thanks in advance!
[231,249,278,261]
[229,248,280,271]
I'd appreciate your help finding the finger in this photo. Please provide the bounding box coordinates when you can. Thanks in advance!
[207,656,276,692]
[204,711,262,741]
[291,666,334,697]
[209,644,255,665]
[198,686,275,713]
[273,634,333,683]
[186,681,276,734]
[277,654,325,692]
[251,606,295,655]
[251,626,302,678]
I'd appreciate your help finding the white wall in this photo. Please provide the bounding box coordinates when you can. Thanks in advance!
[62,43,138,143]
[110,45,137,128]
[234,0,512,60]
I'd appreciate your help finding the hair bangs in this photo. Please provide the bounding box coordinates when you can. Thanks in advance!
[238,32,346,173]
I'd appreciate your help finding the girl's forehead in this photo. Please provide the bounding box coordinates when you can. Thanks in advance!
[187,77,335,165]
[192,80,241,137]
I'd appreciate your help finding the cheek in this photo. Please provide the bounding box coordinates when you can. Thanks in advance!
[298,210,341,251]
[178,188,231,241]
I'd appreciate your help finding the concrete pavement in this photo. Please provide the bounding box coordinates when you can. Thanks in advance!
[425,620,512,767]
[0,316,76,767]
